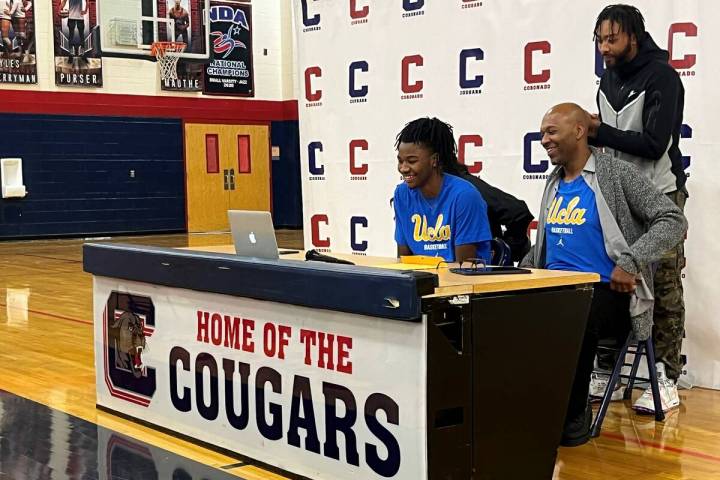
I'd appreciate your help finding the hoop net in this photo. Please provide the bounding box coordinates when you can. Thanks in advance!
[151,41,186,81]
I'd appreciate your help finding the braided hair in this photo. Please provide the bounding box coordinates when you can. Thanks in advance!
[593,4,646,43]
[395,117,465,175]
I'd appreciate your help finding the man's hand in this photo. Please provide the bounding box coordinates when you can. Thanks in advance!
[610,265,637,293]
[587,112,601,138]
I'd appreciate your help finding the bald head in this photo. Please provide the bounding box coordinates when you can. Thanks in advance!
[540,103,591,168]
[544,103,590,132]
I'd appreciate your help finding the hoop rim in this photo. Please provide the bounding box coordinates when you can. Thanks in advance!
[150,41,187,57]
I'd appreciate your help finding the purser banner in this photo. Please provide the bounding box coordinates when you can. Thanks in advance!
[53,0,103,87]
[94,277,427,480]
[293,0,719,389]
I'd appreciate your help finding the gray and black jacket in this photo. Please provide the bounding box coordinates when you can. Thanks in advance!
[595,33,686,195]
[521,148,687,339]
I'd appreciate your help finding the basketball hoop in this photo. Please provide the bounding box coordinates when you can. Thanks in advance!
[151,41,186,81]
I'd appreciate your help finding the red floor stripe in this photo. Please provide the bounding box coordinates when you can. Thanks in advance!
[0,302,93,326]
[601,431,720,463]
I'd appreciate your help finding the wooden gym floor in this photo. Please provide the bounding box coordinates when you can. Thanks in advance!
[0,233,718,480]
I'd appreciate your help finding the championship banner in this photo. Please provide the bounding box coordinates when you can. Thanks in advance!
[203,1,254,96]
[160,0,202,91]
[293,0,720,390]
[0,0,37,84]
[94,278,426,480]
[53,0,103,87]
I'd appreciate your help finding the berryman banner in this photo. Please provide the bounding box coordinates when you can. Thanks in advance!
[94,277,426,480]
[0,0,37,84]
[293,0,719,390]
[203,0,254,96]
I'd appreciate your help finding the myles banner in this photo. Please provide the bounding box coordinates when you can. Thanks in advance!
[293,1,720,390]
[53,0,103,87]
[0,0,36,84]
[204,1,254,96]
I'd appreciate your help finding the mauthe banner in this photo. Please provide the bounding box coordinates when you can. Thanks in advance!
[159,0,203,92]
[0,0,37,84]
[203,0,254,96]
[53,0,103,87]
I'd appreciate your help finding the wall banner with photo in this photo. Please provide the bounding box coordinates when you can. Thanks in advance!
[0,0,37,84]
[203,0,254,96]
[53,0,103,87]
[160,0,203,92]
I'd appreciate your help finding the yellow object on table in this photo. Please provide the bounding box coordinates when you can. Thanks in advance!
[399,255,446,266]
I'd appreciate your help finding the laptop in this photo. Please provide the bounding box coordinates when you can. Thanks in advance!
[228,210,296,260]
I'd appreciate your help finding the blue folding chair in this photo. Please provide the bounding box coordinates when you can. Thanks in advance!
[490,238,513,266]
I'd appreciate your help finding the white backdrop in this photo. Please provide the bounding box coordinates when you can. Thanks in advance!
[293,1,719,389]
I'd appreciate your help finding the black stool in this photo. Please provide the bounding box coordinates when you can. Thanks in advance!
[590,332,665,437]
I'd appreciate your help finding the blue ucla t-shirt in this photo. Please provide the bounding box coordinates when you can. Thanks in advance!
[545,175,615,282]
[394,174,492,262]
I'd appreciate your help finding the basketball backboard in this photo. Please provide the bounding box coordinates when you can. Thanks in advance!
[98,0,210,60]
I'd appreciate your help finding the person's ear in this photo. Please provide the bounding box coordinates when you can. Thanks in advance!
[431,153,439,168]
[576,123,586,140]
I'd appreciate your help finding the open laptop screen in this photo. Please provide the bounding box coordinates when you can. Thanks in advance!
[228,210,281,260]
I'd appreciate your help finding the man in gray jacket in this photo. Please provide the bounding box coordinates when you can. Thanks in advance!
[521,103,687,446]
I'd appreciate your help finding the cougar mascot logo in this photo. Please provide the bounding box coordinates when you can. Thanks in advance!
[112,310,147,378]
[104,292,157,405]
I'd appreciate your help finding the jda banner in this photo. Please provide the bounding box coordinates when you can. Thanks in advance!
[203,1,254,96]
[53,0,103,87]
[0,0,37,84]
[94,277,426,480]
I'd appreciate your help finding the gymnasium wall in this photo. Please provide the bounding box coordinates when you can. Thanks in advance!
[2,0,293,99]
[0,114,184,237]
[0,0,302,237]
[293,1,720,389]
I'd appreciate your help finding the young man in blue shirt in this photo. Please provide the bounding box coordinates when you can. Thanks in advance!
[522,103,686,446]
[393,117,492,264]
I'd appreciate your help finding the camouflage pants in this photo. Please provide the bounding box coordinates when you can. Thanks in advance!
[652,190,687,381]
[597,190,687,380]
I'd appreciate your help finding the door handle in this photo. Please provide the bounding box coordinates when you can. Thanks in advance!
[229,168,236,190]
[223,169,229,190]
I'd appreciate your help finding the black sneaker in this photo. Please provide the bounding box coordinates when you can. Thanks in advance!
[560,404,592,447]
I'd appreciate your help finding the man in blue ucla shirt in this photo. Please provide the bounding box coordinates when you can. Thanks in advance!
[522,103,686,447]
[545,175,616,282]
[393,117,491,264]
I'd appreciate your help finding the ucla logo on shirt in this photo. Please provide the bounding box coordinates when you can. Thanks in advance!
[412,214,451,242]
[547,196,587,226]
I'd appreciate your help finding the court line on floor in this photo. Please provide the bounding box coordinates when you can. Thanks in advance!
[0,301,93,326]
[601,431,720,463]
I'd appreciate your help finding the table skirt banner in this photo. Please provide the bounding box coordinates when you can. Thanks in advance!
[93,276,427,480]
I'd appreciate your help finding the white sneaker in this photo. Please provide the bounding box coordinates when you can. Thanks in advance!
[632,363,680,414]
[589,372,623,402]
